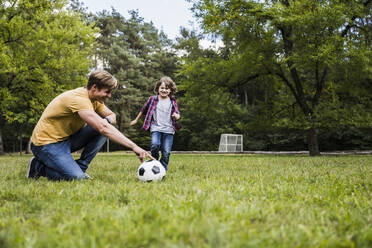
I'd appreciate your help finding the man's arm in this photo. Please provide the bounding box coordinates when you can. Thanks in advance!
[78,109,153,162]
[98,105,117,125]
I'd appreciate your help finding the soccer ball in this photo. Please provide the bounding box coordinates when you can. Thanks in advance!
[137,160,166,182]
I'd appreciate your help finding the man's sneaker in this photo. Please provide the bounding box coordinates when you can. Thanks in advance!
[26,157,40,179]
[84,173,93,180]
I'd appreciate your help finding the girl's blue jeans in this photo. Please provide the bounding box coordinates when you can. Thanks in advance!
[31,125,107,181]
[150,131,174,171]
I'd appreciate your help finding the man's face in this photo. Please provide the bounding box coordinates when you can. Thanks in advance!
[91,85,112,103]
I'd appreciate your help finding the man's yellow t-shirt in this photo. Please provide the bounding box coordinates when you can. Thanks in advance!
[31,87,105,146]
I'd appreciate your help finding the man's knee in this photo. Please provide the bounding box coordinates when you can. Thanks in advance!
[97,135,107,145]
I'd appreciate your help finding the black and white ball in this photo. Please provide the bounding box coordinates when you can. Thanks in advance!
[137,160,166,182]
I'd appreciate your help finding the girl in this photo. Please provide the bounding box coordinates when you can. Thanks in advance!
[130,76,180,170]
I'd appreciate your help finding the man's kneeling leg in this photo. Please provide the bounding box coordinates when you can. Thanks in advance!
[70,125,107,172]
[31,141,86,181]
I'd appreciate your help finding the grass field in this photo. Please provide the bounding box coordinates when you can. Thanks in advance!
[0,153,371,248]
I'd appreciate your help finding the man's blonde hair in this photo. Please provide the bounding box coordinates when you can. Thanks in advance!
[87,70,118,90]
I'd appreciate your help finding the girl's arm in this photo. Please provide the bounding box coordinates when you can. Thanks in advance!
[130,111,143,126]
[171,98,180,120]
[131,96,153,126]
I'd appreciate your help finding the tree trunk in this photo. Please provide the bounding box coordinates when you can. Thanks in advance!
[307,126,320,156]
[19,133,23,155]
[0,129,4,155]
[244,88,248,106]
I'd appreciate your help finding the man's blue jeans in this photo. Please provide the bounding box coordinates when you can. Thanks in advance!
[150,131,174,171]
[31,125,107,181]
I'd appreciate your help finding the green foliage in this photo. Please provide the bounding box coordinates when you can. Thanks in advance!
[93,9,178,148]
[1,0,371,153]
[0,0,97,140]
[179,0,372,153]
[1,154,371,247]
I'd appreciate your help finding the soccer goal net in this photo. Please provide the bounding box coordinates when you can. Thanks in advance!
[218,134,243,152]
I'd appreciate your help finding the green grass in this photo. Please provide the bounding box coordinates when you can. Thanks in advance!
[0,154,371,248]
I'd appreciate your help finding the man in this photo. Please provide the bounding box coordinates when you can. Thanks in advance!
[27,69,153,181]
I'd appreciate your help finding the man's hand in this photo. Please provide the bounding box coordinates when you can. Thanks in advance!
[130,120,137,126]
[132,146,154,162]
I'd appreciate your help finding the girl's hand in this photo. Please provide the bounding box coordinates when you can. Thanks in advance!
[172,113,180,120]
[130,120,137,126]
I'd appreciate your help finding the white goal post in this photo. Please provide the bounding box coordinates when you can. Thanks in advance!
[218,134,243,152]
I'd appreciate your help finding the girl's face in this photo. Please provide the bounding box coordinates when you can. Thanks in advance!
[158,82,171,99]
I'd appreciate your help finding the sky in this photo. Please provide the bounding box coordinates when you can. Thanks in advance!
[81,0,197,40]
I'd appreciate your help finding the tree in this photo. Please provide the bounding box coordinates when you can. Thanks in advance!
[93,9,178,149]
[173,29,252,150]
[186,0,372,155]
[0,0,97,154]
